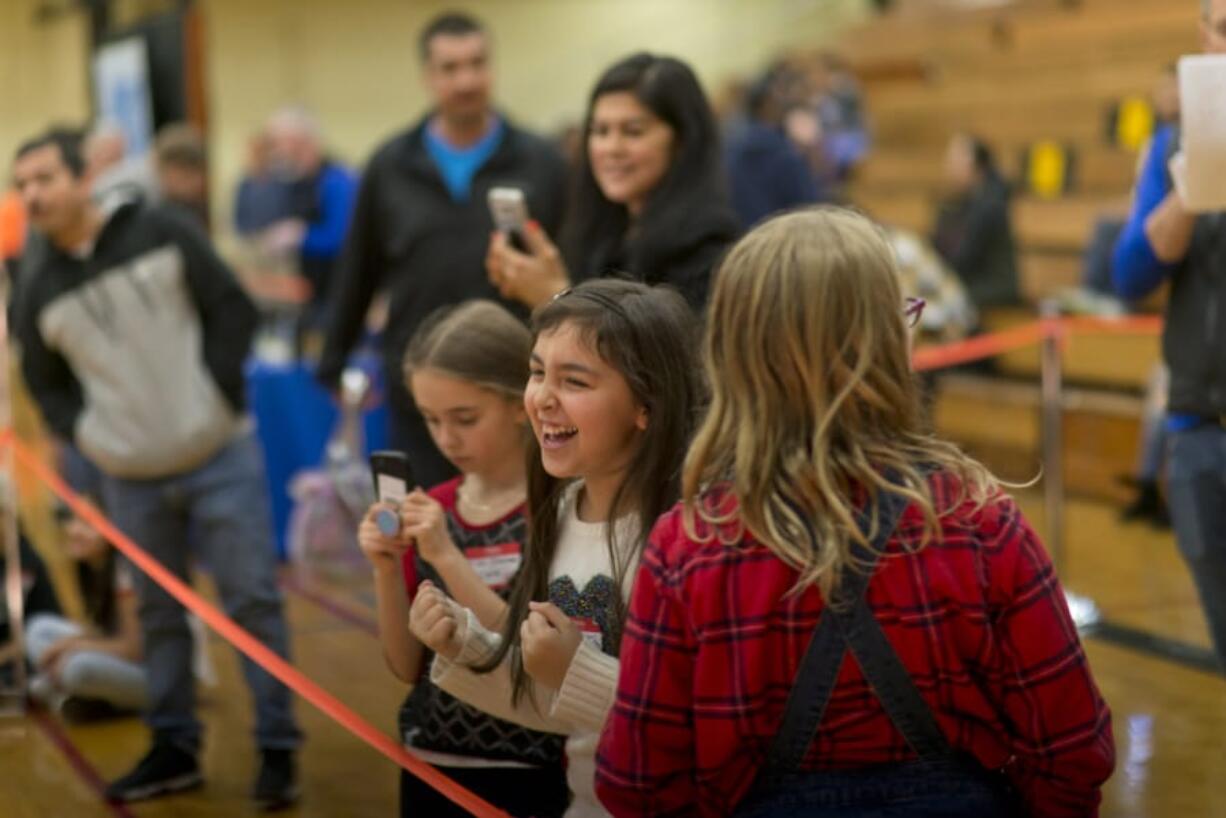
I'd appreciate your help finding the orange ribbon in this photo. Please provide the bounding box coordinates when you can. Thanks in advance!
[0,429,509,818]
[912,314,1162,372]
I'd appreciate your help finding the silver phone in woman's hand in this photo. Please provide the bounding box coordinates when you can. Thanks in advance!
[488,186,531,251]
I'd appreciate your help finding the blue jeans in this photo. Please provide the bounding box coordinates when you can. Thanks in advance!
[1167,425,1226,670]
[26,613,148,710]
[102,431,302,751]
[734,756,1017,818]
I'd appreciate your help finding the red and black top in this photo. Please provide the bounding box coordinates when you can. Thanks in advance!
[398,477,564,767]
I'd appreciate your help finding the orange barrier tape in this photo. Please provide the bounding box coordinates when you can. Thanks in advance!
[912,320,1050,372]
[912,314,1163,372]
[0,429,509,818]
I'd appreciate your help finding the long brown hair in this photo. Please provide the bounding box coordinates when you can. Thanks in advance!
[684,207,998,598]
[474,279,702,704]
[561,53,737,298]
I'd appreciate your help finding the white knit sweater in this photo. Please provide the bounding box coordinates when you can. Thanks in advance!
[431,483,635,818]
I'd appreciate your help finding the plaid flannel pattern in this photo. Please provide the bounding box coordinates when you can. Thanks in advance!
[595,473,1115,817]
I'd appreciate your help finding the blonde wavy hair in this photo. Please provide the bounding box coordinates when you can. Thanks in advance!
[683,207,998,597]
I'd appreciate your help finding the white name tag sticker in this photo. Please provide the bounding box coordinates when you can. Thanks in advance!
[574,617,603,652]
[466,543,522,590]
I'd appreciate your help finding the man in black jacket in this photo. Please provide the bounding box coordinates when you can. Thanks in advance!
[12,129,301,808]
[317,11,567,487]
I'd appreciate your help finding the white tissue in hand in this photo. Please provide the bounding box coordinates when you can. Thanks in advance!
[1178,54,1226,212]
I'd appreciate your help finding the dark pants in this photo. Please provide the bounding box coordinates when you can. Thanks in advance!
[399,764,569,818]
[1167,424,1226,670]
[735,755,1017,818]
[102,432,301,751]
[387,399,457,489]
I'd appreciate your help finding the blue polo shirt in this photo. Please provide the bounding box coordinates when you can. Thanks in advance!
[424,117,505,202]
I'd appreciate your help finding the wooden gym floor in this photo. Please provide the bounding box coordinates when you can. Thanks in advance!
[2,491,1224,817]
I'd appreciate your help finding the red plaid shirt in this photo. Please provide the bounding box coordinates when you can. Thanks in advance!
[595,472,1114,817]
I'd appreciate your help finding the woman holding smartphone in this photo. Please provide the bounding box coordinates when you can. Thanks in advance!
[485,52,739,312]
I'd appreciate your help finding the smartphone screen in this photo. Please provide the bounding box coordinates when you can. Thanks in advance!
[489,187,527,231]
[488,187,531,252]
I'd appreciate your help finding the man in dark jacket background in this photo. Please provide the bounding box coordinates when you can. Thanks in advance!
[317,11,568,487]
[12,128,301,808]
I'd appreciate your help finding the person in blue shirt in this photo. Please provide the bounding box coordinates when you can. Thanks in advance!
[265,107,358,329]
[1112,0,1226,670]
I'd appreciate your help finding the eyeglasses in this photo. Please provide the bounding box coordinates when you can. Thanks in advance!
[904,297,926,329]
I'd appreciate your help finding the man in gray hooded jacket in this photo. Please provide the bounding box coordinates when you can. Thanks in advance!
[13,127,301,808]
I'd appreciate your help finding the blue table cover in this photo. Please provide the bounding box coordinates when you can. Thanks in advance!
[247,359,387,558]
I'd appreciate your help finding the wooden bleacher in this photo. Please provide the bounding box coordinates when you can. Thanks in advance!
[932,373,1146,503]
[835,0,1189,500]
[855,148,1136,197]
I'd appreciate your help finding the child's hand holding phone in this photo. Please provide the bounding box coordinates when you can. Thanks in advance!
[399,490,460,567]
[360,450,415,573]
[357,503,410,574]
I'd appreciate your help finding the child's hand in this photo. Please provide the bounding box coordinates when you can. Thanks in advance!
[357,503,409,573]
[520,601,583,690]
[408,581,466,661]
[400,491,459,567]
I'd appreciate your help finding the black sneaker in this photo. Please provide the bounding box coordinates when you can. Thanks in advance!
[1120,480,1170,528]
[253,748,299,811]
[60,696,127,724]
[105,741,203,803]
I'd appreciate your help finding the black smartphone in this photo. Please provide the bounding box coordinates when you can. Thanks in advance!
[369,450,413,536]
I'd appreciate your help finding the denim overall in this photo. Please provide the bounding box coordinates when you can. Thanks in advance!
[735,488,1018,818]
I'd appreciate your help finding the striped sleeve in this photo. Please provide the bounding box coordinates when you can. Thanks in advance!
[430,607,569,736]
[550,639,620,732]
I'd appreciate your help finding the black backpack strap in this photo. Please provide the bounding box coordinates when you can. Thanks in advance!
[760,487,912,775]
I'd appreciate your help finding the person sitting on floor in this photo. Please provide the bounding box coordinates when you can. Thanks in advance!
[26,499,146,721]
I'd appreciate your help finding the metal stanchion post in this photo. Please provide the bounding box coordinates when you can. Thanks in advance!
[1,459,24,718]
[0,269,27,717]
[1039,299,1101,631]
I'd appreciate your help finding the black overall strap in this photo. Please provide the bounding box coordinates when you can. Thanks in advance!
[831,540,951,760]
[761,485,949,777]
